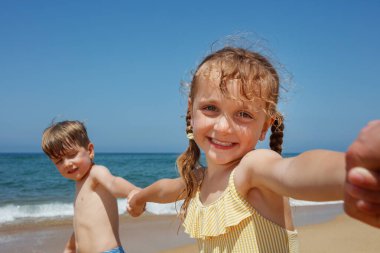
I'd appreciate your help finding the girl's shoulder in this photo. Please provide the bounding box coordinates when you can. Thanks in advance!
[240,149,282,168]
[234,149,283,190]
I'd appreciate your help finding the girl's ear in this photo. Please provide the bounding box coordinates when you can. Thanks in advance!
[88,143,95,160]
[260,117,275,141]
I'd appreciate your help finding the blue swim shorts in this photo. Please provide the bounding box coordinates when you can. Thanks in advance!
[103,246,125,253]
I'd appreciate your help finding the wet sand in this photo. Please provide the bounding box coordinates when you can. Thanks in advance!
[1,204,380,253]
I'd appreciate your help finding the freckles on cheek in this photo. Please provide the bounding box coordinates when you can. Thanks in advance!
[193,117,211,132]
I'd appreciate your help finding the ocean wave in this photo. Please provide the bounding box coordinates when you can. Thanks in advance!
[0,199,342,224]
[0,199,180,224]
[0,202,74,223]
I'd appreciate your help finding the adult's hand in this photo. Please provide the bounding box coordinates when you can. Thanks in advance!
[345,120,380,228]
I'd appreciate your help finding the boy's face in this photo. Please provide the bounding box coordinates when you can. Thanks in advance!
[51,143,94,181]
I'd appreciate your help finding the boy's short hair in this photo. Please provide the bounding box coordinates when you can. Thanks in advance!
[42,120,91,159]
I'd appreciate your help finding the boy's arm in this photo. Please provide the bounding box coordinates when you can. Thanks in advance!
[241,149,345,201]
[63,232,76,253]
[128,178,185,217]
[90,165,137,198]
[136,177,186,203]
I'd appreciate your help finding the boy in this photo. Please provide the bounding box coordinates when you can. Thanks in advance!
[42,120,136,253]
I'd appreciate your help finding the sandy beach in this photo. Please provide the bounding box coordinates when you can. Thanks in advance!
[161,214,380,253]
[1,211,380,253]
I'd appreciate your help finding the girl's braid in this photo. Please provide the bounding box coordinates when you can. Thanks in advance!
[269,114,284,155]
[176,109,202,220]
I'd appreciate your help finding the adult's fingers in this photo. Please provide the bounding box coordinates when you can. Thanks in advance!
[345,183,380,204]
[357,200,380,214]
[348,167,380,191]
[344,195,380,228]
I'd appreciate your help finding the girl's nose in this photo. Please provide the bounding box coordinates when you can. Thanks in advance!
[214,115,231,133]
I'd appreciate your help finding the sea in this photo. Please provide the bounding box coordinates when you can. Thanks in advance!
[0,153,343,227]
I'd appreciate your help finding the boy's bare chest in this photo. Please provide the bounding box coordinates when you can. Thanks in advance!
[74,180,97,216]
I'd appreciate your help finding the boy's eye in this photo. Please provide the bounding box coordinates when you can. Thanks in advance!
[67,152,78,159]
[54,159,62,165]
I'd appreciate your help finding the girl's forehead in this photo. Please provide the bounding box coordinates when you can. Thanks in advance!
[194,77,266,111]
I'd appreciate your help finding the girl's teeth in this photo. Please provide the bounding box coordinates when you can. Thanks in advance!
[212,139,233,146]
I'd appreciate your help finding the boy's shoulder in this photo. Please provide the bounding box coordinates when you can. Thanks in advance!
[87,164,115,189]
[88,164,111,179]
[91,164,108,170]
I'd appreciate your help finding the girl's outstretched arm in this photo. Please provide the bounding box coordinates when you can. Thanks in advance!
[240,149,345,201]
[128,178,185,217]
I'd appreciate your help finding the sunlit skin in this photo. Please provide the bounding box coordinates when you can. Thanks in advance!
[51,143,137,253]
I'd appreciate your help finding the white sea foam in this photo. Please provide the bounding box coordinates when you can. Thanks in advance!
[0,199,342,224]
[0,202,74,223]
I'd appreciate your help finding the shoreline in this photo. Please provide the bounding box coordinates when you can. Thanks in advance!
[1,205,380,253]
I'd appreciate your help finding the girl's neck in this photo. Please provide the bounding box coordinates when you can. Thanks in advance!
[205,157,241,177]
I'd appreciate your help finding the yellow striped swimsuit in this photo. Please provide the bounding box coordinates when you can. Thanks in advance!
[183,170,298,253]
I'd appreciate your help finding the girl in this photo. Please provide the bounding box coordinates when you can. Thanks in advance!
[128,47,347,252]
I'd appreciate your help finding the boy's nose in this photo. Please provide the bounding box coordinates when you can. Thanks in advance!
[63,158,72,167]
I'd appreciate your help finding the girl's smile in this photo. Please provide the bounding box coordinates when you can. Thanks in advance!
[208,137,237,149]
[190,76,272,167]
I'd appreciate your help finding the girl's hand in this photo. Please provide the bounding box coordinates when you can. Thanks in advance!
[127,189,146,217]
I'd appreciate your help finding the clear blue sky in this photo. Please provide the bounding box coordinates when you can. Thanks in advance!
[0,1,379,153]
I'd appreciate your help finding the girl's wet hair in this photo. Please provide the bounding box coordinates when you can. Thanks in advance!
[41,120,91,159]
[177,47,285,220]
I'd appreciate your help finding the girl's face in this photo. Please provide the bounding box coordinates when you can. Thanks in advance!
[190,76,272,167]
[52,144,94,181]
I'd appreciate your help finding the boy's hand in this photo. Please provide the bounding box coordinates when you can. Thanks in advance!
[344,120,380,228]
[63,232,76,253]
[127,189,146,217]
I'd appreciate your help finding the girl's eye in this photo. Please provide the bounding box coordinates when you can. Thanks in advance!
[203,105,217,111]
[237,111,253,119]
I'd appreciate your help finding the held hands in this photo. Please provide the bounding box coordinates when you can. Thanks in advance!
[344,120,380,228]
[127,189,146,217]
